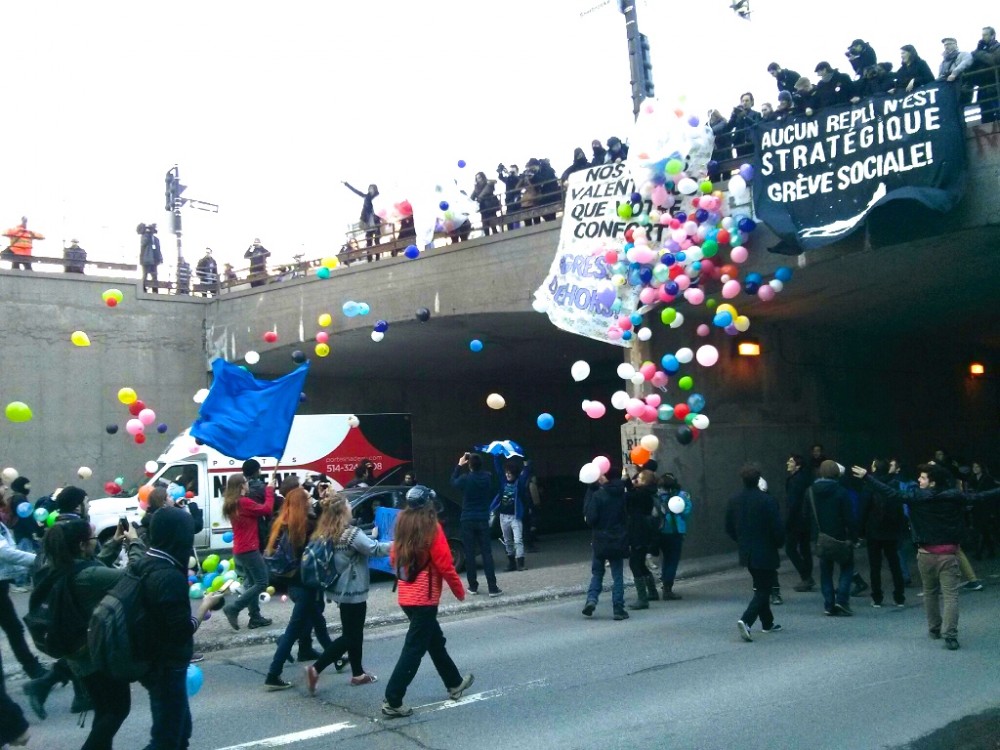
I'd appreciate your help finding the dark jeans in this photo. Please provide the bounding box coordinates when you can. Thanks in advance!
[384,606,461,708]
[142,264,158,291]
[232,551,268,617]
[628,546,651,579]
[657,533,684,587]
[461,520,497,591]
[0,648,28,746]
[0,581,42,674]
[140,663,191,750]
[819,557,854,610]
[785,526,813,581]
[742,568,777,628]
[268,585,333,678]
[867,539,905,605]
[81,671,132,750]
[586,555,624,610]
[315,601,368,677]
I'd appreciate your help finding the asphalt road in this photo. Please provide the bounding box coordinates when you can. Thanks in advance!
[16,564,1000,750]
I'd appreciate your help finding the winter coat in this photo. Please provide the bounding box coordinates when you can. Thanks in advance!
[847,44,877,77]
[815,70,855,108]
[345,183,379,225]
[859,472,906,540]
[561,155,591,183]
[196,255,218,283]
[726,107,762,149]
[654,489,691,535]
[939,50,974,80]
[244,245,270,274]
[785,469,813,532]
[725,488,784,570]
[392,523,464,607]
[808,479,857,543]
[230,486,274,554]
[139,232,162,267]
[971,38,1000,71]
[625,483,656,548]
[774,68,801,93]
[496,170,521,206]
[451,466,493,522]
[894,58,934,91]
[590,145,607,166]
[64,243,87,273]
[471,180,500,213]
[855,70,894,98]
[535,161,562,205]
[583,479,628,560]
[0,521,35,581]
[325,526,391,604]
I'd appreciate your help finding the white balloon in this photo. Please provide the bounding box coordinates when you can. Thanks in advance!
[77,466,92,480]
[669,312,685,329]
[2,467,18,483]
[371,331,384,342]
[675,347,694,364]
[610,391,630,410]
[630,373,645,386]
[691,414,710,430]
[532,297,548,313]
[616,363,636,380]
[486,393,506,410]
[728,175,747,194]
[640,435,659,452]
[579,463,601,484]
[244,350,260,365]
[145,460,158,474]
[769,279,784,292]
[571,360,591,382]
[696,345,720,367]
[637,327,652,341]
[193,388,210,404]
[667,495,686,514]
[259,592,271,604]
[347,415,360,428]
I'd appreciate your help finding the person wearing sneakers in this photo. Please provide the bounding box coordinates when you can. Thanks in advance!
[811,461,858,617]
[582,465,630,621]
[859,459,907,609]
[306,494,390,694]
[726,464,785,642]
[382,486,472,718]
[222,472,277,631]
[452,452,501,597]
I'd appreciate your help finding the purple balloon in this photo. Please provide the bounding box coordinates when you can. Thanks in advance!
[739,164,754,181]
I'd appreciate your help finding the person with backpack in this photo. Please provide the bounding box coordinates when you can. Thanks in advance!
[381,486,472,718]
[131,506,220,749]
[30,518,145,749]
[222,472,276,630]
[305,494,391,695]
[261,486,334,690]
[0,492,46,680]
[653,473,692,601]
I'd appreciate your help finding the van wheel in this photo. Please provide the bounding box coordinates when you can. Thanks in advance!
[449,539,466,574]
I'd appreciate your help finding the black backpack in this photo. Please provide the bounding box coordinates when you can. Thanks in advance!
[88,570,151,682]
[264,528,298,578]
[23,562,90,659]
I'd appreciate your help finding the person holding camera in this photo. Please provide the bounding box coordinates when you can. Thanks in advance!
[725,93,762,160]
[137,222,162,293]
[846,38,877,78]
[451,453,501,597]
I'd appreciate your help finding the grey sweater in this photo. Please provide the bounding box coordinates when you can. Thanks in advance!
[327,527,391,605]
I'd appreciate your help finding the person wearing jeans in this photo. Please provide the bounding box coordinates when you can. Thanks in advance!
[809,461,858,616]
[221,473,276,630]
[582,469,629,620]
[859,459,906,607]
[655,473,691,601]
[0,515,45,679]
[451,454,501,596]
[490,457,532,572]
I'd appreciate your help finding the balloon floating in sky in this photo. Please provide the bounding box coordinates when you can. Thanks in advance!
[536,413,555,431]
[77,466,92,480]
[469,339,483,353]
[5,402,32,423]
[486,393,505,410]
[570,361,590,382]
[71,331,91,347]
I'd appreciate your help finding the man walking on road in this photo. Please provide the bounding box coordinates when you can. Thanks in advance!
[726,465,785,641]
[582,467,630,621]
[451,453,501,597]
[784,454,815,592]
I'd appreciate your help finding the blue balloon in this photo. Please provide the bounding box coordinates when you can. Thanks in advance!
[658,404,675,421]
[168,483,186,501]
[675,212,687,223]
[536,413,555,431]
[156,422,169,434]
[675,252,686,262]
[621,330,633,341]
[469,339,483,352]
[775,266,793,282]
[358,303,370,316]
[662,253,676,267]
[738,217,757,233]
[439,200,450,211]
[665,282,679,297]
[457,160,466,168]
[745,272,763,284]
[202,572,217,589]
[630,191,642,204]
[374,320,389,333]
[222,531,234,544]
[713,311,733,327]
[186,664,204,697]
[687,393,706,412]
[638,268,653,284]
[342,301,360,318]
[694,208,709,223]
[16,502,31,518]
[404,245,419,260]
[661,354,680,373]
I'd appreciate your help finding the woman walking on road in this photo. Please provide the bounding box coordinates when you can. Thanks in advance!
[381,486,473,718]
[306,495,391,694]
[222,473,277,630]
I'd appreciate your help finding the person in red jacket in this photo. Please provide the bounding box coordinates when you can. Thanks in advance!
[381,486,473,718]
[3,216,44,271]
[222,472,276,630]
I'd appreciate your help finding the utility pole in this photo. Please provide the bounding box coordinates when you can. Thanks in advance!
[619,1,654,119]
[165,165,186,264]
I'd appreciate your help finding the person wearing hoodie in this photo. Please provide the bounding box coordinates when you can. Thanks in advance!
[561,148,591,187]
[589,139,607,167]
[381,486,472,718]
[489,456,532,571]
[809,460,858,617]
[605,136,628,163]
[133,506,220,749]
[582,467,629,621]
[893,45,935,93]
[852,462,1000,650]
[845,38,877,78]
[452,453,501,597]
[222,473,277,630]
[859,459,907,608]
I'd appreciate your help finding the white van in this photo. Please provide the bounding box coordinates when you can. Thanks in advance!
[87,413,413,552]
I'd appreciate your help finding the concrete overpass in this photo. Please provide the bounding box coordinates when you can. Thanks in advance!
[3,121,998,558]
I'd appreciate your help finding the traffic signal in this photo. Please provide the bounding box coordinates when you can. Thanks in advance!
[638,33,653,98]
[164,168,187,211]
[628,32,654,101]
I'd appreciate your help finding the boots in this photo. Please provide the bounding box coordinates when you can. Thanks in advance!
[645,575,660,601]
[629,577,650,610]
[506,555,517,572]
[23,670,60,720]
[662,584,682,600]
[516,557,526,571]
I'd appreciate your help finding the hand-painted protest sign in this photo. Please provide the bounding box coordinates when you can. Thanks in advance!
[753,82,966,251]
[533,162,655,347]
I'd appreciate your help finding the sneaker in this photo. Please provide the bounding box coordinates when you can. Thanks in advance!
[189,652,205,664]
[850,581,869,597]
[351,673,378,686]
[468,585,480,595]
[793,579,816,592]
[824,608,836,616]
[264,675,293,691]
[381,700,413,718]
[447,673,474,700]
[944,637,960,651]
[834,602,854,617]
[761,623,782,633]
[871,602,882,608]
[305,666,319,696]
[223,604,240,631]
[613,609,630,621]
[333,657,347,673]
[894,601,906,608]
[488,586,502,597]
[963,580,984,591]
[770,593,783,606]
[248,616,273,629]
[582,600,596,617]
[737,620,753,641]
[929,629,942,639]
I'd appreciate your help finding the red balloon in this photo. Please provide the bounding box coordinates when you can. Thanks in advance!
[668,265,684,279]
[134,434,146,444]
[624,228,635,243]
[716,229,732,245]
[674,403,691,420]
[185,491,194,498]
[128,400,146,416]
[263,331,278,343]
[106,298,118,308]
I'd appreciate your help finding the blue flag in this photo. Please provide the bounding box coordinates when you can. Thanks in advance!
[191,359,309,460]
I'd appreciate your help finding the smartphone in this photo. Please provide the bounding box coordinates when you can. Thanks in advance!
[118,516,129,533]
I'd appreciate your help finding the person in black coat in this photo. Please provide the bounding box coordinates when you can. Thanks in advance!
[967,461,998,559]
[846,39,877,78]
[809,460,858,616]
[561,148,591,186]
[851,64,894,101]
[784,455,815,591]
[892,45,935,94]
[725,465,784,641]
[725,93,762,159]
[813,62,855,109]
[859,459,907,607]
[496,164,521,230]
[589,139,607,167]
[582,469,629,620]
[767,62,801,93]
[624,470,658,610]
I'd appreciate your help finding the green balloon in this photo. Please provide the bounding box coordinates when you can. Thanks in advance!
[701,240,719,258]
[705,298,717,309]
[617,203,633,219]
[660,307,677,325]
[202,554,220,573]
[5,401,32,423]
[678,376,694,391]
[666,158,684,175]
[46,510,60,527]
[685,413,697,425]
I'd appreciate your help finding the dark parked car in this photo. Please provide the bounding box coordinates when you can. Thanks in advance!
[340,485,467,573]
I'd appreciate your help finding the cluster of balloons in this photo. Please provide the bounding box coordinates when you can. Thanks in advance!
[101,288,124,308]
[315,256,340,279]
[5,401,33,423]
[578,455,613,484]
[114,388,164,445]
[342,300,371,318]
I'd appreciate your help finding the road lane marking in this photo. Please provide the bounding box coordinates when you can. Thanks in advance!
[412,678,549,712]
[213,722,355,749]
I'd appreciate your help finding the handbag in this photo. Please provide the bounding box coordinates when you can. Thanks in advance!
[808,489,853,566]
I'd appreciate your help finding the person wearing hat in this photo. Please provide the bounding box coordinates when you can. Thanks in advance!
[381,485,472,718]
[63,238,87,274]
[845,39,877,78]
[814,62,854,109]
[893,45,935,94]
[138,222,162,293]
[774,90,794,118]
[938,37,974,102]
[767,62,801,94]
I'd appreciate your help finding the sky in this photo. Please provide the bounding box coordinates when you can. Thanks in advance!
[1,0,992,274]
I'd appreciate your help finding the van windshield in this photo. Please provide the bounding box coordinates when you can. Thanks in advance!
[117,467,163,497]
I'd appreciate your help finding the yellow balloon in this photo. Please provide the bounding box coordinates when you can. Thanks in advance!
[734,315,751,332]
[716,303,738,318]
[266,586,276,596]
[315,343,330,357]
[102,288,124,303]
[71,331,91,347]
[317,313,332,327]
[118,387,137,405]
[321,257,339,270]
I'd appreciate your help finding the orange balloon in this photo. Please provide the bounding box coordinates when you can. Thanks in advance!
[138,485,152,503]
[630,446,652,465]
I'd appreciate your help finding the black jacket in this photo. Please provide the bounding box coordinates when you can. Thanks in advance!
[590,145,607,167]
[726,107,762,148]
[196,255,218,283]
[64,244,87,273]
[859,472,906,540]
[785,469,812,531]
[808,478,856,543]
[855,70,894,98]
[774,68,801,93]
[814,70,854,108]
[725,488,784,569]
[625,483,656,548]
[584,480,628,560]
[451,466,493,522]
[847,44,877,77]
[894,58,934,91]
[561,155,591,183]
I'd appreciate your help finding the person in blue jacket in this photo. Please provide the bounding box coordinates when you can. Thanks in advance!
[489,456,532,571]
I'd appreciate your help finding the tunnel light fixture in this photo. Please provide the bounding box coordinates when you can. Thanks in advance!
[737,340,761,357]
[969,362,985,376]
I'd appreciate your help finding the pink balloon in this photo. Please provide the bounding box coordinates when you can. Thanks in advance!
[639,362,656,379]
[683,288,705,305]
[671,229,687,243]
[626,400,646,418]
[730,246,749,263]
[634,247,656,264]
[585,402,607,419]
[722,279,741,299]
[697,324,711,337]
[617,315,633,331]
[125,418,144,436]
[651,185,669,206]
[138,408,156,426]
[639,287,658,305]
[316,331,329,344]
[658,286,676,303]
[607,327,623,341]
[757,285,776,302]
[641,406,659,423]
[651,371,669,388]
[645,393,662,408]
[593,456,611,475]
